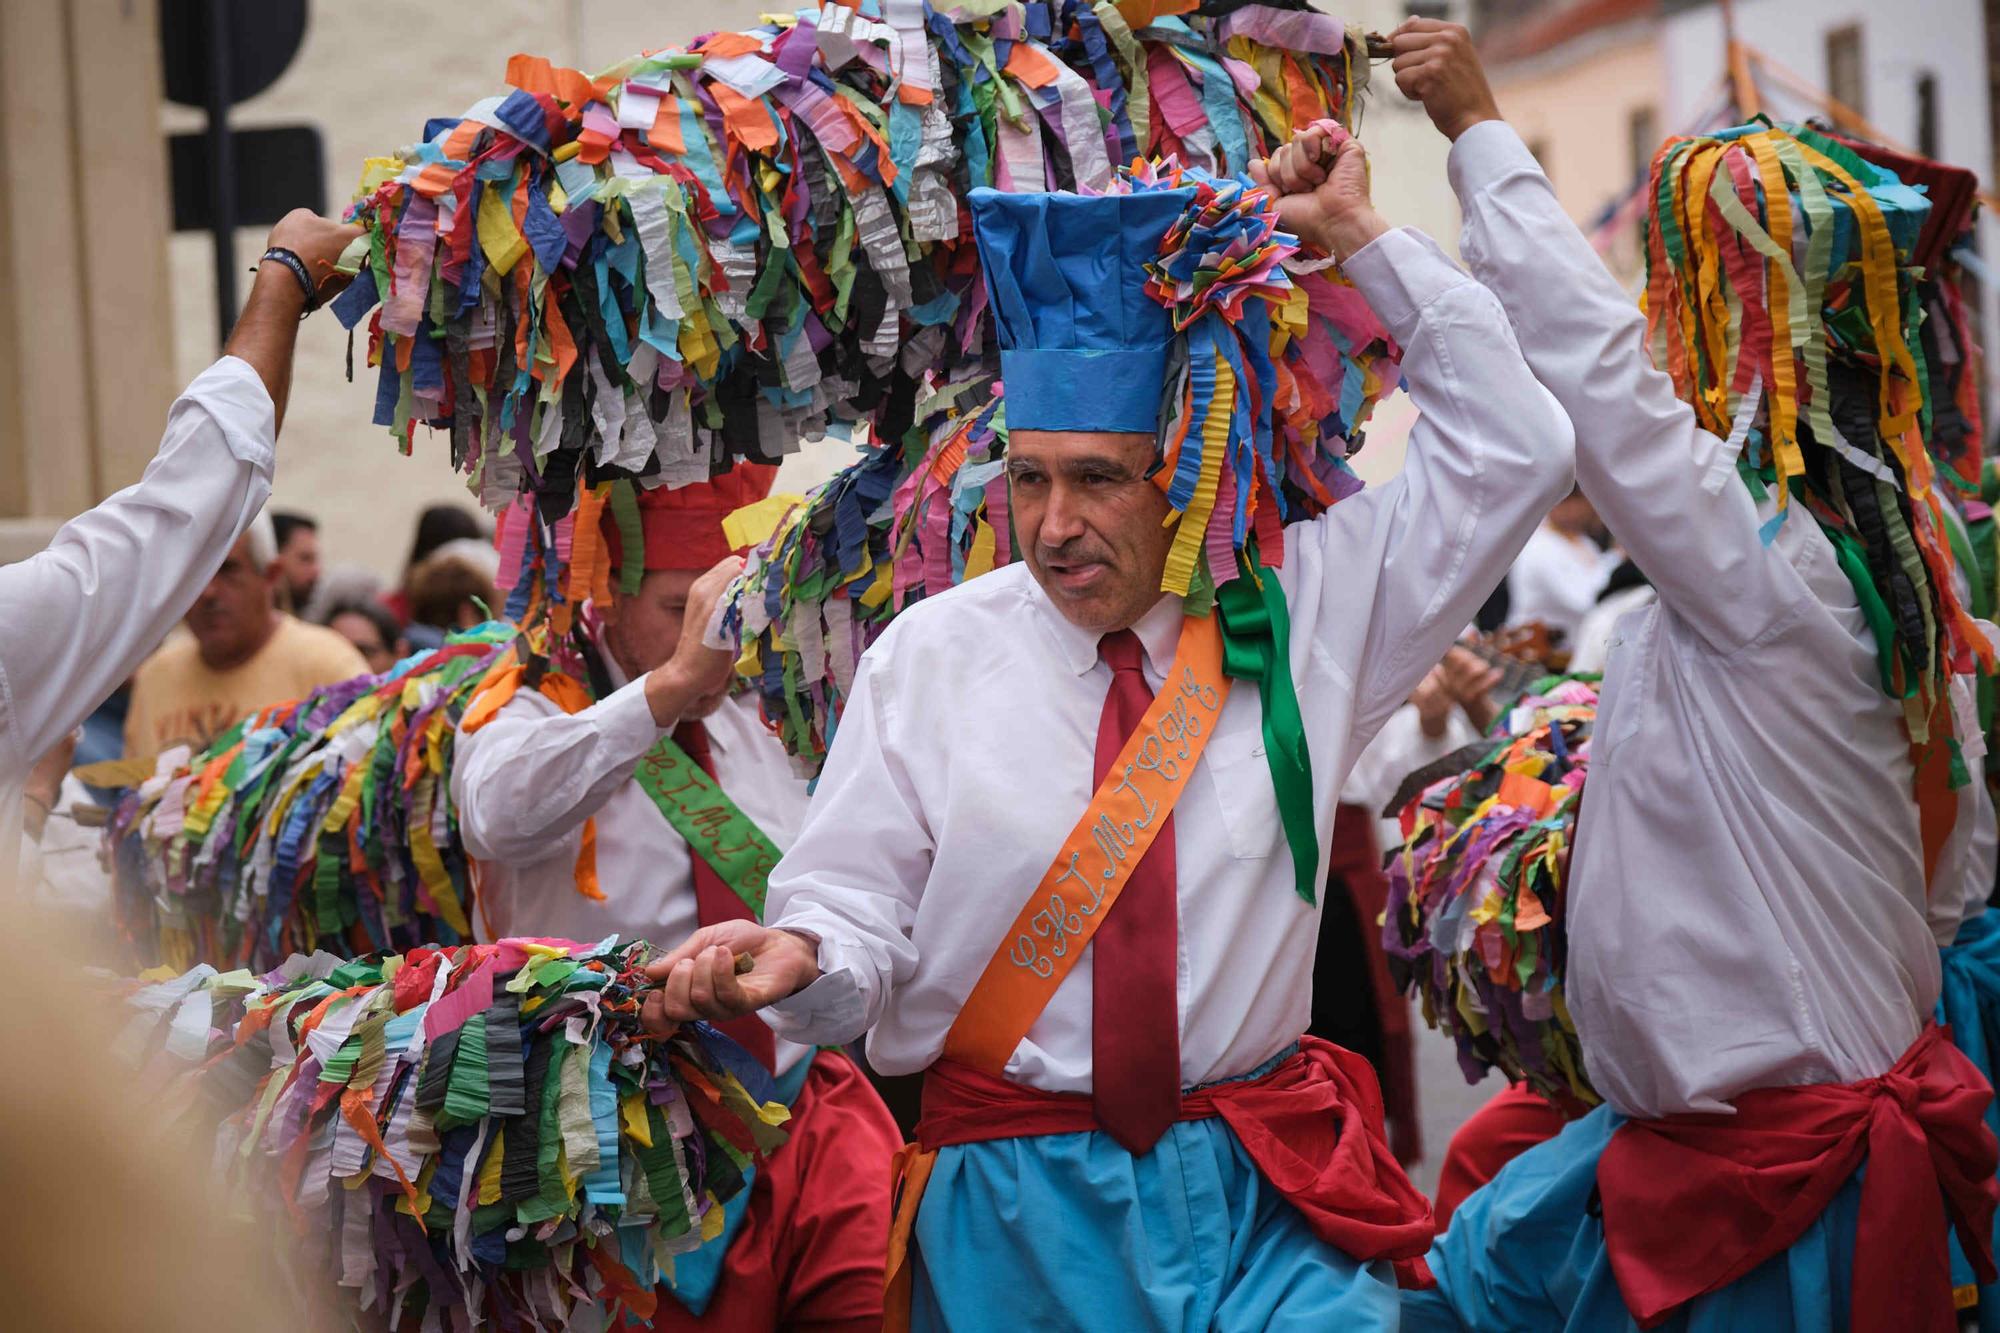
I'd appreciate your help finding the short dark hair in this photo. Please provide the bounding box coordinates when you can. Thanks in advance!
[407,505,484,571]
[323,598,401,649]
[270,510,318,550]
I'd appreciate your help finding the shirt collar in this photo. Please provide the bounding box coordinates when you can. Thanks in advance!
[1026,575,1186,678]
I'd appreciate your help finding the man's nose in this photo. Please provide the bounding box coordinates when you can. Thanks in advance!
[1040,481,1088,546]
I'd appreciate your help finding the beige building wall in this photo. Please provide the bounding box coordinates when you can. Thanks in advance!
[1488,28,1665,283]
[0,0,177,561]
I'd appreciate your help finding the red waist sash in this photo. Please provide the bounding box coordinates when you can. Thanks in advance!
[1598,1023,1999,1331]
[883,1034,1433,1329]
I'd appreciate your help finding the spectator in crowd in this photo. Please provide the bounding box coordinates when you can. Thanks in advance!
[1570,557,1655,675]
[268,509,321,610]
[383,503,485,626]
[299,561,386,626]
[0,208,360,873]
[123,511,369,760]
[1503,485,1618,644]
[401,544,499,652]
[324,599,407,675]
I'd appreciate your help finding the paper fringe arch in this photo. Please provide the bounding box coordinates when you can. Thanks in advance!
[110,4,1402,965]
[331,0,1376,629]
[1381,676,1599,1105]
[111,625,522,972]
[125,937,787,1329]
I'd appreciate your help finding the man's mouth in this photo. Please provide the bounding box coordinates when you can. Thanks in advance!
[1044,558,1107,594]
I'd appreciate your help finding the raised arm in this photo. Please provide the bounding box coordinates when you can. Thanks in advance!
[0,213,359,773]
[453,682,662,863]
[1397,20,1812,654]
[455,558,745,862]
[226,210,363,432]
[1254,127,1575,743]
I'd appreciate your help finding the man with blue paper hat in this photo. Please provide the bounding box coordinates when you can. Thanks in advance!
[640,121,1575,1329]
[1380,18,2000,1332]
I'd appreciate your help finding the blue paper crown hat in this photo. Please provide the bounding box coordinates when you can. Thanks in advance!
[969,185,1199,434]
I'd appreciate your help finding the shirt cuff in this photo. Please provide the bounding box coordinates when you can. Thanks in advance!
[1339,226,1476,349]
[591,675,666,764]
[184,356,278,476]
[762,965,865,1039]
[1446,119,1544,207]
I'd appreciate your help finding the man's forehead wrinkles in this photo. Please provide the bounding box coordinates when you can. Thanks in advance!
[1008,444,1151,476]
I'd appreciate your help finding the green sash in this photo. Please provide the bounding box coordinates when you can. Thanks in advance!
[631,736,784,917]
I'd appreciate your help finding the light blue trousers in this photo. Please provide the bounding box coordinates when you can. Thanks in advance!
[909,1054,1399,1332]
[1940,907,2000,1328]
[1403,1105,1863,1332]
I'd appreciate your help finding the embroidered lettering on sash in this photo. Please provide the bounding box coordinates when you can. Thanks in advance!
[631,739,784,917]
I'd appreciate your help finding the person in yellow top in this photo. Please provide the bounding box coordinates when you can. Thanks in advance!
[123,510,368,759]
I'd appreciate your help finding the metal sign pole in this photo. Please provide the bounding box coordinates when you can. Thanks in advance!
[204,0,238,344]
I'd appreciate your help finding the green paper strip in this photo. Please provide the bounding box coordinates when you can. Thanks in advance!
[1214,542,1318,904]
[439,1013,492,1129]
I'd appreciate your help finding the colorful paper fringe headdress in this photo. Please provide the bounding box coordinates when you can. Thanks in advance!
[1381,675,1599,1104]
[124,937,788,1327]
[331,1,1373,630]
[972,149,1380,597]
[111,625,525,972]
[724,153,1399,773]
[490,461,781,635]
[1644,121,1994,736]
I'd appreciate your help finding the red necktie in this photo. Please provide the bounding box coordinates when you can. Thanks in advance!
[1090,630,1181,1154]
[672,720,778,1072]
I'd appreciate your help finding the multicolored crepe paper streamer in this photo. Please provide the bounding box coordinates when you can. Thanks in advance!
[1821,131,1987,496]
[719,155,1401,771]
[1127,153,1390,598]
[1381,676,1600,1106]
[332,0,1373,627]
[721,374,1009,771]
[109,624,526,973]
[124,936,789,1330]
[1644,120,1994,742]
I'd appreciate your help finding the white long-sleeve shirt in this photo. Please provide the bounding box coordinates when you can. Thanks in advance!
[761,226,1575,1092]
[452,643,813,1070]
[2,357,274,878]
[1451,120,1942,1117]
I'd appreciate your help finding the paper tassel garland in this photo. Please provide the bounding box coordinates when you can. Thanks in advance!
[331,1,1381,630]
[124,936,788,1329]
[1381,676,1600,1104]
[111,625,522,972]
